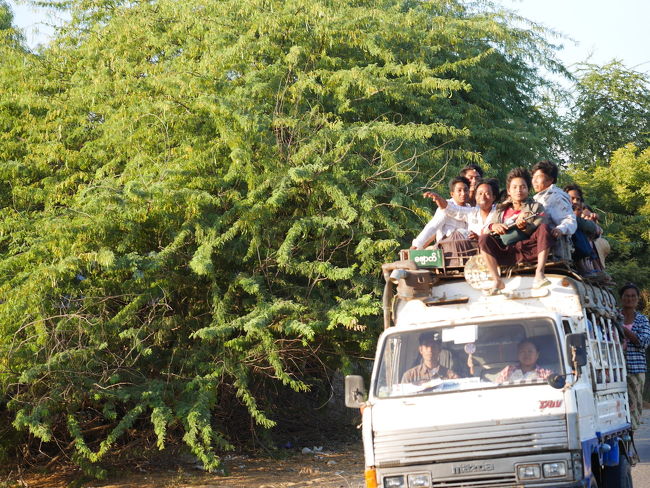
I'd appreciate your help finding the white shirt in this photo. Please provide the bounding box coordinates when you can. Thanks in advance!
[412,199,469,249]
[443,202,496,236]
[533,184,577,236]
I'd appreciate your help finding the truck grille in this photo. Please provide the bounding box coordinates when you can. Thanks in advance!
[374,414,568,467]
[431,476,517,487]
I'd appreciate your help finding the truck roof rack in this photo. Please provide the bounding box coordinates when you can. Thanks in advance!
[397,249,612,286]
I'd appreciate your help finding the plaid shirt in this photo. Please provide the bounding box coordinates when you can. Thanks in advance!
[624,312,650,374]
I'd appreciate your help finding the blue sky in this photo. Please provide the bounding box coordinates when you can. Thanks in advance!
[7,0,650,74]
[496,0,650,73]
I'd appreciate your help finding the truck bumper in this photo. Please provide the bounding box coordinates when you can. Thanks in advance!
[374,452,584,487]
[523,481,587,488]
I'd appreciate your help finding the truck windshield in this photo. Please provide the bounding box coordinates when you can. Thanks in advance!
[374,318,563,398]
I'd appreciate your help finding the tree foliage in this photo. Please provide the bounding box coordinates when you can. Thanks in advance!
[568,143,650,291]
[0,0,565,473]
[565,62,650,292]
[567,61,650,168]
[0,0,23,46]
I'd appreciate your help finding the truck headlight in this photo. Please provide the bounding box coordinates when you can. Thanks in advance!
[384,475,406,488]
[408,473,431,487]
[516,464,541,480]
[543,461,567,478]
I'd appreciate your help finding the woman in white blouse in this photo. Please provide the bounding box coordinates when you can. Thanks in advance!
[423,178,499,241]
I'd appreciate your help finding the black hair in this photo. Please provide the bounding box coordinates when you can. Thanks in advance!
[563,184,584,201]
[448,176,470,194]
[459,164,484,178]
[531,160,559,184]
[518,339,539,352]
[418,331,441,345]
[505,167,532,192]
[475,177,499,200]
[619,283,641,298]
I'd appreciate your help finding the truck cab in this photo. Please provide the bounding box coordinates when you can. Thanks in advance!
[347,259,634,488]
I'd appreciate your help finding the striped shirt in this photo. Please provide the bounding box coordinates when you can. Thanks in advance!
[624,312,650,374]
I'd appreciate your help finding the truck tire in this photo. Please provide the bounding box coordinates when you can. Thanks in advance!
[604,454,632,488]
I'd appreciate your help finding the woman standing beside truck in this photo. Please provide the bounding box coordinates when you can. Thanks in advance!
[620,283,650,430]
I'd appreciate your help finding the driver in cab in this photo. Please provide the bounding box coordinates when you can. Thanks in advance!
[402,332,459,383]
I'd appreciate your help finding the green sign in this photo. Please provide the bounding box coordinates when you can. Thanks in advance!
[409,249,444,268]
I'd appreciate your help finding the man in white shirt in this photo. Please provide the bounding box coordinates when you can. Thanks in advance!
[531,160,577,261]
[422,178,499,239]
[411,176,470,249]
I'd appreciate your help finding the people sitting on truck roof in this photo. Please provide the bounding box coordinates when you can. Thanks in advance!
[570,202,606,275]
[423,178,499,242]
[411,177,476,267]
[531,160,577,262]
[459,164,484,206]
[401,332,459,384]
[494,340,553,383]
[564,183,610,273]
[411,176,471,250]
[478,168,554,294]
[564,183,600,222]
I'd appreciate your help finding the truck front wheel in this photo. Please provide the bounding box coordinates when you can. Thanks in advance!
[603,454,632,488]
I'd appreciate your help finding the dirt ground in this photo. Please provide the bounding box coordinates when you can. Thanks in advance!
[3,440,365,488]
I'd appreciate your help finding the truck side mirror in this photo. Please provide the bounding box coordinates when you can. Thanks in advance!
[566,332,587,368]
[345,375,367,408]
[547,374,566,389]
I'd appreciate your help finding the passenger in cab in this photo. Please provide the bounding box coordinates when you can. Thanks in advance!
[423,178,498,241]
[495,340,552,383]
[459,164,484,206]
[402,332,459,384]
[479,168,554,294]
[531,160,576,261]
[411,176,470,250]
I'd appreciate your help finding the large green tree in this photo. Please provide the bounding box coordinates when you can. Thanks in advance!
[565,62,650,290]
[567,61,650,168]
[569,143,650,290]
[0,0,564,473]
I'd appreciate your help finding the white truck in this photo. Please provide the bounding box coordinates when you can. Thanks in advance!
[346,257,635,488]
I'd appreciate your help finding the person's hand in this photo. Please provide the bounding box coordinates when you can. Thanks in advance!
[551,228,563,238]
[490,223,508,235]
[468,231,478,241]
[423,191,447,209]
[515,212,530,230]
[582,209,600,222]
[409,245,417,250]
[622,327,640,345]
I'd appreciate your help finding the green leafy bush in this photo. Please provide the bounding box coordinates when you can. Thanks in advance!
[0,0,563,473]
